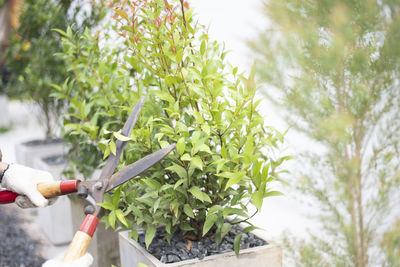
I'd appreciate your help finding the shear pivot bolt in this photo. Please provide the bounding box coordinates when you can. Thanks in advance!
[77,185,88,199]
[94,182,103,190]
[84,205,95,215]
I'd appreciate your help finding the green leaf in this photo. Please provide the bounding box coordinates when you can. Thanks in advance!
[108,211,116,230]
[143,178,161,190]
[166,163,187,179]
[52,28,69,38]
[264,191,284,197]
[251,191,263,211]
[174,179,185,189]
[217,171,246,190]
[112,189,121,210]
[208,205,223,214]
[200,40,206,56]
[159,140,170,148]
[213,159,227,174]
[181,153,191,161]
[103,146,111,159]
[153,198,161,213]
[234,234,242,255]
[165,75,177,86]
[180,222,195,231]
[221,223,232,237]
[203,213,218,236]
[166,222,172,234]
[128,205,143,217]
[183,204,194,218]
[221,145,227,159]
[98,202,115,211]
[145,225,157,249]
[190,156,203,170]
[176,48,184,63]
[177,137,186,155]
[224,174,245,190]
[109,139,117,155]
[198,144,212,154]
[189,186,212,203]
[128,228,138,241]
[233,66,238,76]
[115,209,129,228]
[114,9,129,20]
[113,131,131,141]
[154,90,175,103]
[223,207,248,218]
[243,226,258,233]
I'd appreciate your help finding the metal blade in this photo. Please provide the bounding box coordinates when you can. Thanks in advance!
[105,144,176,192]
[98,96,145,183]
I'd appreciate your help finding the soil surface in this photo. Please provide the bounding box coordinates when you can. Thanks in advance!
[138,225,267,264]
[23,138,63,147]
[0,206,46,267]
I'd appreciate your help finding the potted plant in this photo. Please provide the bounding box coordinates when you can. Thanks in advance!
[3,0,105,250]
[4,0,105,166]
[55,0,289,266]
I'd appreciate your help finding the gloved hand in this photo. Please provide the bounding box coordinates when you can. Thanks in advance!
[15,194,58,208]
[1,163,57,208]
[42,253,93,267]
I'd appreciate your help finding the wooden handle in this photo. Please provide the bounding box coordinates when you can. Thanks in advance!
[62,231,93,263]
[62,214,99,263]
[36,180,80,198]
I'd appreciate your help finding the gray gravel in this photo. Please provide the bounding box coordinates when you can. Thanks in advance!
[0,206,45,267]
[138,225,267,264]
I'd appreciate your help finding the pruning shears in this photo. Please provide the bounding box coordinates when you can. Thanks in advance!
[0,97,176,263]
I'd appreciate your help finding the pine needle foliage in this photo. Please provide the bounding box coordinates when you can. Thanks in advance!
[252,0,400,266]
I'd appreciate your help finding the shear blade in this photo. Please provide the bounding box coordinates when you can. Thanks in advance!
[105,144,176,192]
[98,96,145,183]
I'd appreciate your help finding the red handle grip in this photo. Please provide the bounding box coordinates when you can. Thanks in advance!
[0,190,19,203]
[0,180,80,204]
[62,214,99,263]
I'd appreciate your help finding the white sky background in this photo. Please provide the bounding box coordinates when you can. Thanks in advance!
[189,0,319,242]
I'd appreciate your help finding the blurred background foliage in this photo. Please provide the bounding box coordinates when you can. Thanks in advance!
[3,0,105,139]
[252,0,400,266]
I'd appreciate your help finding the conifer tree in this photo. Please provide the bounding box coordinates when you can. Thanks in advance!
[252,1,400,266]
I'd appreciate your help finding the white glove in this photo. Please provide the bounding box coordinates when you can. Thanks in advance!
[42,253,93,267]
[1,163,57,208]
[15,194,58,208]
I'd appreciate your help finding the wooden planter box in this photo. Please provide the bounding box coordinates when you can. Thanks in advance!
[34,155,73,245]
[118,231,282,267]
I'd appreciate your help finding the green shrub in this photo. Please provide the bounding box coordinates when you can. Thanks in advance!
[56,0,288,252]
